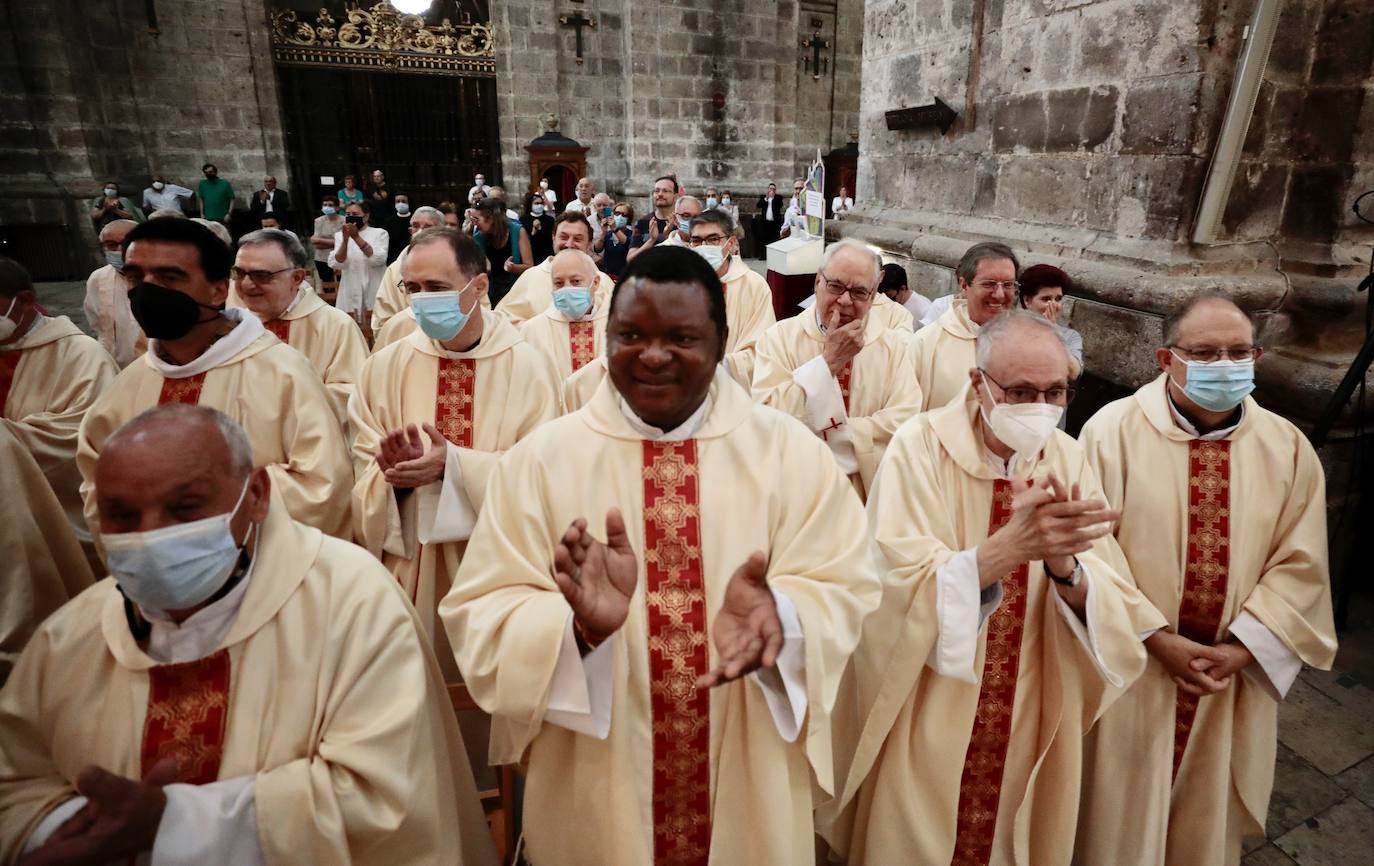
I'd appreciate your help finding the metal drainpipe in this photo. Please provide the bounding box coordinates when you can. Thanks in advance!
[1191,0,1282,245]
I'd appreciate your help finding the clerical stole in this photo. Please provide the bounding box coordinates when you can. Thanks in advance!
[435,358,476,447]
[0,351,19,413]
[950,479,1030,866]
[1172,439,1232,779]
[569,320,596,372]
[265,319,291,342]
[140,650,231,784]
[641,440,711,864]
[157,372,208,405]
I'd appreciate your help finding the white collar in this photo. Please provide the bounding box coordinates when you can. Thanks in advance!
[145,308,265,379]
[1167,390,1243,441]
[616,394,712,441]
[140,550,257,665]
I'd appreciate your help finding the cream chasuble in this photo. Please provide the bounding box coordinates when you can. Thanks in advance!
[0,425,93,684]
[350,310,561,669]
[495,258,614,326]
[0,502,497,866]
[228,284,368,430]
[822,386,1161,866]
[2,315,117,567]
[440,370,880,866]
[718,255,778,352]
[1075,376,1337,866]
[76,313,353,540]
[751,309,922,498]
[517,299,610,382]
[871,292,915,331]
[911,298,980,411]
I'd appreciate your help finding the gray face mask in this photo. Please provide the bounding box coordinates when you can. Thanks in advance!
[104,187,118,197]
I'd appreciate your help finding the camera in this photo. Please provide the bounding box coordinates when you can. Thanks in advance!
[346,214,364,226]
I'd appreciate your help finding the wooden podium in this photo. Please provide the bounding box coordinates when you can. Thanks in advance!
[765,236,823,319]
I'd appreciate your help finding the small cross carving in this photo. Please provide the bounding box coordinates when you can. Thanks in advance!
[559,11,597,65]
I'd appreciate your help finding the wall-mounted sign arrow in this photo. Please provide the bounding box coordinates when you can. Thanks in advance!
[884,97,958,134]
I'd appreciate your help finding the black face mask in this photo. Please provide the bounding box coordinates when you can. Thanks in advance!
[127,282,221,340]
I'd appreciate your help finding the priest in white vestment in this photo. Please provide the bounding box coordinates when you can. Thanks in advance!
[77,218,353,540]
[752,240,922,498]
[1,257,119,572]
[518,249,610,382]
[368,205,444,334]
[494,213,612,326]
[1075,293,1337,866]
[911,242,1020,411]
[440,246,881,866]
[822,310,1163,866]
[0,405,496,866]
[351,227,562,668]
[228,229,367,430]
[0,426,93,685]
[84,219,145,367]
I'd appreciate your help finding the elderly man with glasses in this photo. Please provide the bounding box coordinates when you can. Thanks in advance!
[228,228,367,430]
[751,239,923,499]
[819,308,1162,866]
[912,241,1023,411]
[1075,290,1335,866]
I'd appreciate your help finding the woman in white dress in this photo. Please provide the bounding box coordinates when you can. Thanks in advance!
[327,201,389,324]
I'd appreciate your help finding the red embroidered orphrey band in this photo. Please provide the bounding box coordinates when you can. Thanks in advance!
[837,359,853,413]
[1173,439,1232,780]
[264,318,291,343]
[0,351,21,413]
[950,479,1031,866]
[435,358,477,448]
[642,440,712,864]
[568,320,596,372]
[157,372,209,405]
[141,650,231,784]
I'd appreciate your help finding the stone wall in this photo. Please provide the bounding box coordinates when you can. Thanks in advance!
[493,0,863,208]
[840,0,1374,425]
[0,0,287,273]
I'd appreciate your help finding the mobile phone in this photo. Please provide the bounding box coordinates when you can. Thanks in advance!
[346,214,364,226]
[600,206,613,218]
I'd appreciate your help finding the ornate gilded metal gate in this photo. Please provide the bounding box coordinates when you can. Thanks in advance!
[269,1,500,210]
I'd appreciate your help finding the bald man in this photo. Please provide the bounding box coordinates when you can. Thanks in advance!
[822,309,1162,865]
[518,248,610,382]
[2,257,118,573]
[0,404,497,865]
[1076,291,1336,866]
[563,176,596,216]
[372,204,446,335]
[84,219,145,367]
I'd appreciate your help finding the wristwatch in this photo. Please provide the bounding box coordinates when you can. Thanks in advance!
[1045,558,1083,588]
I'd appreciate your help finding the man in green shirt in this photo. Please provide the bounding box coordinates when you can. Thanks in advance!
[197,163,236,224]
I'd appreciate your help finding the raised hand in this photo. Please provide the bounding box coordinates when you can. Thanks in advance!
[381,423,449,488]
[648,218,661,243]
[553,508,639,643]
[1145,630,1232,696]
[978,474,1119,589]
[822,307,865,375]
[697,552,782,688]
[376,423,426,475]
[19,759,177,866]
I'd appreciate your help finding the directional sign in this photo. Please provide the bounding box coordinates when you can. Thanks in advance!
[884,97,958,134]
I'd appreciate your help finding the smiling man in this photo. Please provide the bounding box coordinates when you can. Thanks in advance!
[228,229,367,430]
[76,217,352,540]
[440,245,880,866]
[752,239,922,499]
[1,405,496,866]
[495,212,613,326]
[351,227,560,664]
[912,241,1021,411]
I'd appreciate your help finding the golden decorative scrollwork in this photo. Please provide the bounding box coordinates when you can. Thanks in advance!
[270,2,495,77]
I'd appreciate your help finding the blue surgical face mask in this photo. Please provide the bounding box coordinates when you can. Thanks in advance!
[721,196,732,205]
[532,204,546,216]
[552,285,593,319]
[693,243,727,272]
[706,197,719,209]
[104,250,125,269]
[614,214,628,229]
[412,279,479,342]
[102,476,253,614]
[322,206,336,216]
[1172,352,1256,412]
[395,202,410,216]
[677,218,691,234]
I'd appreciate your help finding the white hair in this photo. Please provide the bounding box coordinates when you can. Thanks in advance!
[147,208,187,220]
[410,205,444,226]
[821,238,882,287]
[192,218,232,250]
[238,228,310,269]
[675,195,703,211]
[99,219,138,239]
[974,308,1071,368]
[111,405,255,477]
[551,247,598,277]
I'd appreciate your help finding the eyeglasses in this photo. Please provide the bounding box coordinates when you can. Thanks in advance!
[980,369,1076,405]
[687,234,729,247]
[818,269,874,302]
[973,279,1020,293]
[1170,345,1259,363]
[230,266,292,284]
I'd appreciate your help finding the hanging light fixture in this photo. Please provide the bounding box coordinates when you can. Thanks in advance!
[391,0,433,14]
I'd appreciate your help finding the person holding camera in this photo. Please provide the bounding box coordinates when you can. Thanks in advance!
[593,202,634,279]
[328,202,389,325]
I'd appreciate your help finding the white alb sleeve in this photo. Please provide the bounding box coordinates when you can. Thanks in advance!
[928,547,1003,682]
[1228,610,1303,701]
[793,354,859,474]
[543,613,615,739]
[150,776,264,866]
[416,442,478,544]
[1048,563,1124,687]
[748,588,808,743]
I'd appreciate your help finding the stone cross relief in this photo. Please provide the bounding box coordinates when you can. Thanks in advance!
[558,11,596,65]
